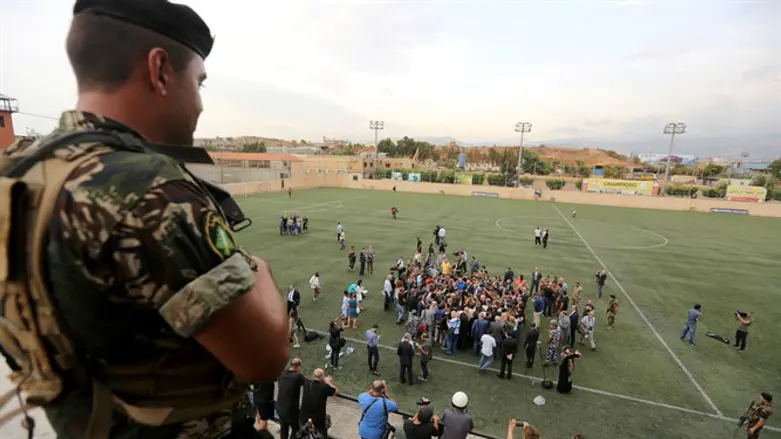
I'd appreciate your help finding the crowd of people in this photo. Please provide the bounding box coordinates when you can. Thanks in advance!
[274,220,772,439]
[280,214,309,235]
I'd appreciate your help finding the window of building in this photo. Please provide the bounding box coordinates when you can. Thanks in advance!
[0,116,5,128]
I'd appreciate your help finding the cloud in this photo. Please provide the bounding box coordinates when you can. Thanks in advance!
[743,65,781,83]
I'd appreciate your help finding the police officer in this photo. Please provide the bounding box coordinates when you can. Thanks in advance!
[0,1,289,438]
[747,393,773,439]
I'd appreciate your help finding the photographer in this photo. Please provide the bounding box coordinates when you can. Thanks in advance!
[404,400,443,439]
[506,419,540,439]
[734,310,754,351]
[359,380,399,439]
[299,369,338,439]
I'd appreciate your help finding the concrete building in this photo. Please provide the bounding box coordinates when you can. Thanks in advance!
[0,94,19,150]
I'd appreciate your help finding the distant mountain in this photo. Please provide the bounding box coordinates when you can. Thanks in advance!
[345,133,781,160]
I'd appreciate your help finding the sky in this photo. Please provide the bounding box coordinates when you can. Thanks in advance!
[1,0,780,157]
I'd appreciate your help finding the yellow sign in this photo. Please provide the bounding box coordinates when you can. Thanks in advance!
[726,185,766,202]
[582,179,653,195]
[455,173,473,185]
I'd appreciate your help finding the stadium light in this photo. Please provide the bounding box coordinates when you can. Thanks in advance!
[661,122,686,196]
[370,120,385,178]
[514,122,532,186]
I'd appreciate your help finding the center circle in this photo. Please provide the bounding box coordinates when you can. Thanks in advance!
[494,216,669,251]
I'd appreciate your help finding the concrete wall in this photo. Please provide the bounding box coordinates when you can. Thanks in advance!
[217,172,781,218]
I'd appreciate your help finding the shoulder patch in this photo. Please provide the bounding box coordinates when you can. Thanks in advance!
[203,211,238,259]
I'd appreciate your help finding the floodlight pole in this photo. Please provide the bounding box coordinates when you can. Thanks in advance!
[370,120,385,178]
[661,122,686,196]
[514,122,532,187]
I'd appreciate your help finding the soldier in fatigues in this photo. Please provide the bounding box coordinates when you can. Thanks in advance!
[746,393,773,439]
[606,295,620,329]
[0,1,289,438]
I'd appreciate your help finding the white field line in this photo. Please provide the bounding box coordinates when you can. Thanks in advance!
[550,203,724,418]
[316,331,780,433]
[253,195,368,220]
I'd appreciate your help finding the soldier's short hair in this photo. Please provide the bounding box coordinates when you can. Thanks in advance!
[66,13,193,93]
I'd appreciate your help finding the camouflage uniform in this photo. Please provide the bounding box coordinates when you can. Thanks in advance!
[747,403,773,438]
[6,111,257,439]
[546,326,562,364]
[606,297,619,328]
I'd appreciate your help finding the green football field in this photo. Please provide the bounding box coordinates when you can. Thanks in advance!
[235,188,780,438]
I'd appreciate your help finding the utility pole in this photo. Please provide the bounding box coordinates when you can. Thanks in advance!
[661,122,686,196]
[514,122,532,187]
[369,120,384,178]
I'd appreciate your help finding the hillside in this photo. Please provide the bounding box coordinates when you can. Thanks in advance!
[463,145,634,167]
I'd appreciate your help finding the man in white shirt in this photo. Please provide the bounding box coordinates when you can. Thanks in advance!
[438,226,447,248]
[383,275,394,311]
[478,333,496,372]
[336,222,343,241]
[534,227,542,246]
[580,310,597,351]
[309,272,321,302]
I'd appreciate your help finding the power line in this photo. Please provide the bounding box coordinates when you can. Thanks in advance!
[17,111,58,121]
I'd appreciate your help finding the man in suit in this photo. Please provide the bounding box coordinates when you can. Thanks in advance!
[504,266,515,283]
[498,331,518,380]
[531,267,542,294]
[595,269,608,299]
[471,313,490,356]
[287,284,301,314]
[524,322,540,368]
[397,333,416,385]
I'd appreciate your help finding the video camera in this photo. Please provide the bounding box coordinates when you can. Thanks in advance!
[417,397,431,407]
[736,310,748,318]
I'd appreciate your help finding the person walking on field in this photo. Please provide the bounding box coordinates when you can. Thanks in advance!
[680,304,702,346]
[595,269,607,299]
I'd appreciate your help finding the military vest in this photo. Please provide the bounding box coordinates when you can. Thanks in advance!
[0,130,246,439]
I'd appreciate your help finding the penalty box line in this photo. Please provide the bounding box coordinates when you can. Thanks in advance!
[550,203,724,418]
[314,331,779,432]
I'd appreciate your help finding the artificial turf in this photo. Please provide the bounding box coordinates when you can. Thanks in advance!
[235,188,781,438]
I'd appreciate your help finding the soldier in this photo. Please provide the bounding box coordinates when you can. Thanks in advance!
[606,295,620,329]
[0,1,289,438]
[746,393,773,439]
[348,245,357,271]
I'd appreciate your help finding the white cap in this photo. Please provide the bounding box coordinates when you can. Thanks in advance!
[451,391,468,408]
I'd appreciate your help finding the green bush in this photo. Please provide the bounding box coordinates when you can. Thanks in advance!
[518,177,534,187]
[773,190,781,202]
[575,180,584,190]
[546,179,566,190]
[701,187,725,198]
[420,170,437,182]
[438,170,456,184]
[472,174,485,185]
[375,168,391,179]
[487,174,505,186]
[665,185,698,197]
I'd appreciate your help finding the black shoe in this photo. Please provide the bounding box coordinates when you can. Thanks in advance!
[372,371,381,376]
[497,374,505,379]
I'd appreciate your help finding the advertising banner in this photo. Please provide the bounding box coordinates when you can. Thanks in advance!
[455,173,473,185]
[391,172,403,181]
[408,173,421,182]
[711,208,749,215]
[471,191,499,198]
[725,185,766,202]
[582,178,654,196]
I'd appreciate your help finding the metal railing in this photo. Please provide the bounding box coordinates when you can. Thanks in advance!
[265,380,500,439]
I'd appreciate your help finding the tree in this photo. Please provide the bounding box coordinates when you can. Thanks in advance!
[703,163,726,177]
[487,147,501,167]
[520,150,550,175]
[576,160,591,177]
[242,142,266,153]
[768,158,781,180]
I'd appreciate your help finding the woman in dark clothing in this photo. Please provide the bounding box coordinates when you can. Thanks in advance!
[557,348,582,394]
[329,319,343,369]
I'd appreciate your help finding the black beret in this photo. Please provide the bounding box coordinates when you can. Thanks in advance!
[762,392,773,402]
[73,0,214,59]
